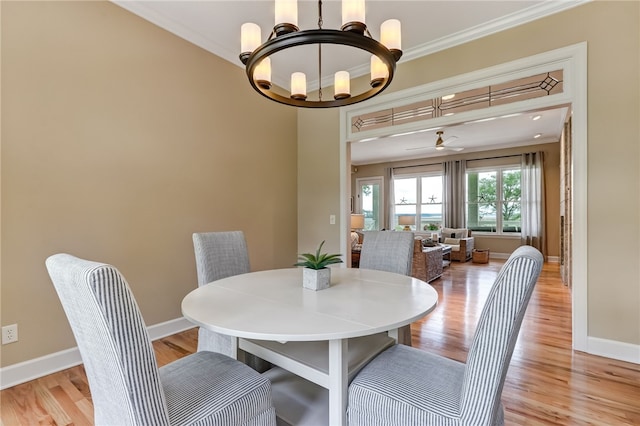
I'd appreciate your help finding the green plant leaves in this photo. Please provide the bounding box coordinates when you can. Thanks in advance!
[294,240,343,270]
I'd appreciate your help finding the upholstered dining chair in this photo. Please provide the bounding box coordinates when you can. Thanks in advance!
[46,253,276,426]
[192,231,271,372]
[347,245,544,426]
[359,230,415,276]
[358,230,415,345]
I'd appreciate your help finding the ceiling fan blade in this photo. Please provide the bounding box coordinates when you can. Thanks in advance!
[405,146,433,151]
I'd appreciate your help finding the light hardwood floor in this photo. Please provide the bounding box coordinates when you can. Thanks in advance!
[2,260,639,425]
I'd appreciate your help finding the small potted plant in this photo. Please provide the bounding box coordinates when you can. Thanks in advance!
[294,241,343,291]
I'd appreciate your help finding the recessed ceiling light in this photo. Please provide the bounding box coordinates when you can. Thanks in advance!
[532,115,542,121]
[534,134,542,139]
[442,94,456,101]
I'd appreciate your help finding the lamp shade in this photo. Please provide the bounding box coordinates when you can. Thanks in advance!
[351,214,365,230]
[398,215,415,226]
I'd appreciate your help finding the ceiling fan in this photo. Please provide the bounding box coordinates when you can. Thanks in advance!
[406,130,464,152]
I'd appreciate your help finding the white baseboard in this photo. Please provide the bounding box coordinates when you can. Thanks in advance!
[0,317,195,390]
[483,253,559,263]
[586,336,640,365]
[488,252,510,259]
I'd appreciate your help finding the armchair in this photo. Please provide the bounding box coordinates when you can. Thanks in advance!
[411,238,443,282]
[440,227,474,262]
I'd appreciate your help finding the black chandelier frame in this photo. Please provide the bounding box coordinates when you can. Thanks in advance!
[239,3,402,108]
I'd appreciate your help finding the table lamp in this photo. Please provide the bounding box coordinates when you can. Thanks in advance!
[398,215,415,231]
[350,214,365,230]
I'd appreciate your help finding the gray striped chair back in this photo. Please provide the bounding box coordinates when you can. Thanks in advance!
[46,254,170,425]
[359,231,414,275]
[460,245,543,424]
[192,231,272,368]
[193,231,250,284]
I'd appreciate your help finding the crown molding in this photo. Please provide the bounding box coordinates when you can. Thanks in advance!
[112,0,591,92]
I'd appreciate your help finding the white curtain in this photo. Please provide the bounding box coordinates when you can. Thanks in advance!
[443,160,466,228]
[521,152,546,256]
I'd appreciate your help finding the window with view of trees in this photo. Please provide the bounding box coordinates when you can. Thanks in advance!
[393,174,443,231]
[466,168,521,234]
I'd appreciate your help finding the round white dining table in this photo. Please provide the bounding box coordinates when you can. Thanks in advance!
[182,267,438,426]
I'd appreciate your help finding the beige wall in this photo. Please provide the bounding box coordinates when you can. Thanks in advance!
[351,143,561,258]
[1,1,298,367]
[298,2,640,346]
[297,107,343,256]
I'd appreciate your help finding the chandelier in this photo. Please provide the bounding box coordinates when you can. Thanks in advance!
[239,0,402,108]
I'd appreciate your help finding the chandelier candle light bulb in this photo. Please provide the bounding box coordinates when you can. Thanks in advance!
[291,72,307,100]
[370,55,387,87]
[254,58,271,89]
[240,23,261,63]
[334,71,351,100]
[342,0,366,32]
[275,0,298,35]
[381,19,402,55]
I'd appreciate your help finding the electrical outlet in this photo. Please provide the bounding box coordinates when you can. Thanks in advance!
[329,215,336,225]
[2,324,18,344]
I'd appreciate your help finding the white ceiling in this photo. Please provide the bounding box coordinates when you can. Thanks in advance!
[112,0,583,164]
[349,106,570,165]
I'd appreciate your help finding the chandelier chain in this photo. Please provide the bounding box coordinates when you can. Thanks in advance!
[317,1,323,101]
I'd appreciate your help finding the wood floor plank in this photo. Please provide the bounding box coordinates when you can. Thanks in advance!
[1,260,639,425]
[412,260,640,425]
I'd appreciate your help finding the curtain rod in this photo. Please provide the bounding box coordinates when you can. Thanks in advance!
[391,153,523,170]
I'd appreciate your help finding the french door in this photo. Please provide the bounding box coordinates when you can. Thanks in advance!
[355,177,384,231]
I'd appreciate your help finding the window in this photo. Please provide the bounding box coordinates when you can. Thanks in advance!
[393,174,443,231]
[466,167,521,234]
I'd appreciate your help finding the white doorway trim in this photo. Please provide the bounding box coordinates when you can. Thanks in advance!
[339,42,588,353]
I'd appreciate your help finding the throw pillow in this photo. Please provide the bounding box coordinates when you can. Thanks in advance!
[441,227,468,239]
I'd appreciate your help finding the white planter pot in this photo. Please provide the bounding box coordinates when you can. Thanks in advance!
[303,268,331,291]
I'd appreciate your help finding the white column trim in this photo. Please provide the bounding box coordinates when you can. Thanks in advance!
[340,42,593,357]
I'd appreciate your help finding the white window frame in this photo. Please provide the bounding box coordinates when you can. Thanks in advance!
[466,165,522,236]
[392,172,443,232]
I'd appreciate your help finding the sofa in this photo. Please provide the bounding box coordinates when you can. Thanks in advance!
[411,238,443,282]
[439,227,474,262]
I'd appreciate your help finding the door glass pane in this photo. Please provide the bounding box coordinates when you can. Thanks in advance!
[360,183,381,230]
